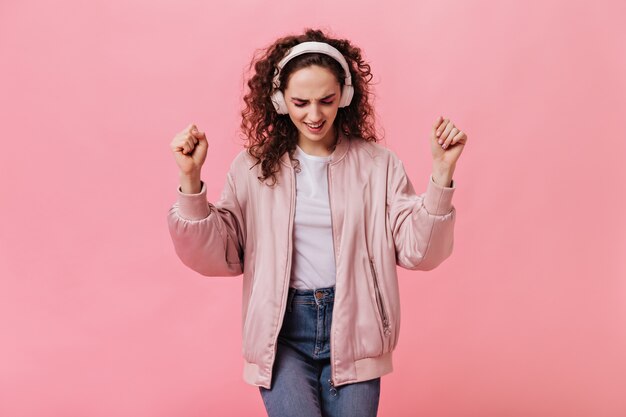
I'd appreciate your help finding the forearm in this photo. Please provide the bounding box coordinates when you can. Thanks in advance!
[179,171,202,194]
[431,162,455,188]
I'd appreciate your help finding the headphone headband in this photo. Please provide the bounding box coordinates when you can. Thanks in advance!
[272,41,352,89]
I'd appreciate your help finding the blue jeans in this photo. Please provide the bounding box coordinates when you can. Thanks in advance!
[259,285,381,417]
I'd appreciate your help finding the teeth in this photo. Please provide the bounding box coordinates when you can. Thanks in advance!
[307,122,323,128]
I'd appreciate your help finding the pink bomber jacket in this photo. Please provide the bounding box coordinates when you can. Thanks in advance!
[167,130,456,389]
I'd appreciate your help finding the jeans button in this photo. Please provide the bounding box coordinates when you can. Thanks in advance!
[315,290,323,299]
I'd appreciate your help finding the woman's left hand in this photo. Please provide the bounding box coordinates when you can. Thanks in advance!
[430,116,467,167]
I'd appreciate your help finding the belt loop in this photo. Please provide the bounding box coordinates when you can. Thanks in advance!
[287,288,294,313]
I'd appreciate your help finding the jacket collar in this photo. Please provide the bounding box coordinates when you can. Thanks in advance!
[280,128,351,167]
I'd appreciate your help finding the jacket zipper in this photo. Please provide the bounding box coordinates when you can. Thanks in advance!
[270,162,297,386]
[327,163,337,388]
[370,257,391,337]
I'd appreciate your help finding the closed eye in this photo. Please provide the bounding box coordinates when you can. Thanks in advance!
[294,100,334,108]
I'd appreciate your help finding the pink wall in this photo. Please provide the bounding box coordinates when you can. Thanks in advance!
[1,0,625,416]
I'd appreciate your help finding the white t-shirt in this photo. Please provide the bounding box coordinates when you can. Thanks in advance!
[289,144,337,290]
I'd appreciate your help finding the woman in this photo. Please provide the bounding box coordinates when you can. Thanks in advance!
[167,28,468,417]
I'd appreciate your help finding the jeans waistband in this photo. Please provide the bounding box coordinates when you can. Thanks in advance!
[286,285,335,311]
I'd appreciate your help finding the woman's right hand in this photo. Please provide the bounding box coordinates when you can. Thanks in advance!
[170,123,208,175]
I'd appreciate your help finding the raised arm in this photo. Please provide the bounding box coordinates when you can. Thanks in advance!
[387,155,456,271]
[167,123,244,277]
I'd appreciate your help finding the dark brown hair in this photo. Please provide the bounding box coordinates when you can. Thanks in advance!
[239,27,381,186]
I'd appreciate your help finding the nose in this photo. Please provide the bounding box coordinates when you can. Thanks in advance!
[308,104,323,121]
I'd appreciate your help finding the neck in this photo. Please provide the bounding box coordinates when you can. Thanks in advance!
[298,125,338,157]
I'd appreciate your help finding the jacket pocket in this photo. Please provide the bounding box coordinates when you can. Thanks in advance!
[369,257,391,337]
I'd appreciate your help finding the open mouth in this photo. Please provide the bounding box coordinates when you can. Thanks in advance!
[305,121,325,133]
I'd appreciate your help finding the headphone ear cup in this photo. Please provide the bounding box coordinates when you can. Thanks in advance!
[271,90,289,114]
[339,84,354,108]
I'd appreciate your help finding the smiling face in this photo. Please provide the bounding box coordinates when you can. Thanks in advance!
[283,65,342,156]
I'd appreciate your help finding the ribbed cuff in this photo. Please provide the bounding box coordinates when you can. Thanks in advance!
[176,180,210,220]
[423,175,456,215]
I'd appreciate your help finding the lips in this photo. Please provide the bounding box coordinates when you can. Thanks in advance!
[305,121,325,133]
[305,121,325,128]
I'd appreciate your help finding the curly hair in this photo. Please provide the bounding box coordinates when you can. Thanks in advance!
[239,27,382,187]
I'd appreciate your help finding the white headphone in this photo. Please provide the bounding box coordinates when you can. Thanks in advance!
[270,41,354,114]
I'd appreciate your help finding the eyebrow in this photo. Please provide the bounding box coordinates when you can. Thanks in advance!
[290,93,336,102]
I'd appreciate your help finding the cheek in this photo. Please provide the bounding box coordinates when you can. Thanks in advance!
[288,108,305,122]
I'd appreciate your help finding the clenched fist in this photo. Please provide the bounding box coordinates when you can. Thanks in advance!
[430,116,467,167]
[170,123,209,176]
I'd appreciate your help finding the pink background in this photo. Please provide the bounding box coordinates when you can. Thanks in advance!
[1,0,625,416]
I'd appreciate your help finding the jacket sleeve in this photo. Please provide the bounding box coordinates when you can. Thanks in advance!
[387,156,456,271]
[167,170,245,277]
